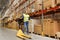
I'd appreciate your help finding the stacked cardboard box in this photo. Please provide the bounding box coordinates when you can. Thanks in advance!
[43,19,52,36]
[3,18,8,27]
[7,21,18,29]
[50,21,60,36]
[43,19,60,36]
[34,24,42,34]
[3,18,8,23]
[57,0,60,4]
[8,22,12,28]
[34,18,60,36]
[11,21,18,29]
[34,0,41,11]
[58,21,60,31]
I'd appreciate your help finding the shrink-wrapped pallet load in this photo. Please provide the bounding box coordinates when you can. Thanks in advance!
[28,19,34,33]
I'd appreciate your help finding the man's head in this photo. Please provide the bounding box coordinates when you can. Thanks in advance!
[26,11,28,13]
[25,11,28,14]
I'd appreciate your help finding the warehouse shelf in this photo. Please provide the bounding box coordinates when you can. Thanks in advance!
[3,5,60,24]
[19,0,37,11]
[29,5,60,17]
[2,0,28,19]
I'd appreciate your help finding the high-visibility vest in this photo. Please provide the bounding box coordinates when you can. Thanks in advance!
[23,14,29,22]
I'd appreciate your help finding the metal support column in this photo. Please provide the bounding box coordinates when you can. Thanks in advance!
[41,0,44,36]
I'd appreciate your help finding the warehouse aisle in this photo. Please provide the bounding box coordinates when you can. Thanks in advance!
[0,27,56,40]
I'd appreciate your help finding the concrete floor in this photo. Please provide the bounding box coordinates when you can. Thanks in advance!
[0,27,56,40]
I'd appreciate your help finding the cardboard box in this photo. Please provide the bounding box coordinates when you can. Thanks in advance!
[8,22,12,28]
[34,24,42,34]
[11,21,18,29]
[50,21,59,36]
[7,21,18,29]
[43,19,52,35]
[43,19,60,36]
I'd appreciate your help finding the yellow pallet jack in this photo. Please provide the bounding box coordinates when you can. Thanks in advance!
[17,29,31,39]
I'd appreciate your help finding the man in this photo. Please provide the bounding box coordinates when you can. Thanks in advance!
[15,13,23,30]
[16,12,31,39]
[16,18,23,29]
[23,11,30,34]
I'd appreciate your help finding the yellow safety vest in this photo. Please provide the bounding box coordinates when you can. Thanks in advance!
[23,14,29,22]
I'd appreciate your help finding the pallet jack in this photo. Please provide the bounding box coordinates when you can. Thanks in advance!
[16,18,31,39]
[17,29,31,39]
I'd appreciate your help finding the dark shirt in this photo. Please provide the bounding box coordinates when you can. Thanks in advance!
[15,18,23,25]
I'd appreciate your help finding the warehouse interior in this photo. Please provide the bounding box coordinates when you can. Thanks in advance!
[0,0,60,40]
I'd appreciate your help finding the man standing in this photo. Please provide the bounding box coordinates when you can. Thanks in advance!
[23,11,30,34]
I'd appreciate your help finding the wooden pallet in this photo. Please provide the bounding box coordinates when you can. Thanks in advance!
[29,32,56,39]
[55,33,60,40]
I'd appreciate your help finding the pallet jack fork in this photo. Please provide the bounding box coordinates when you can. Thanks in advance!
[16,29,31,39]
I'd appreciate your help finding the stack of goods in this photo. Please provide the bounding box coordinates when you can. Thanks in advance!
[43,19,52,36]
[43,19,60,36]
[34,24,42,34]
[28,19,34,33]
[34,18,60,36]
[50,20,59,36]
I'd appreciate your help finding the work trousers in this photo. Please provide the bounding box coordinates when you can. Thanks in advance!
[24,21,29,34]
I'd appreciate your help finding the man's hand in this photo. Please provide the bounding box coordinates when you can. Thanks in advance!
[29,20,32,22]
